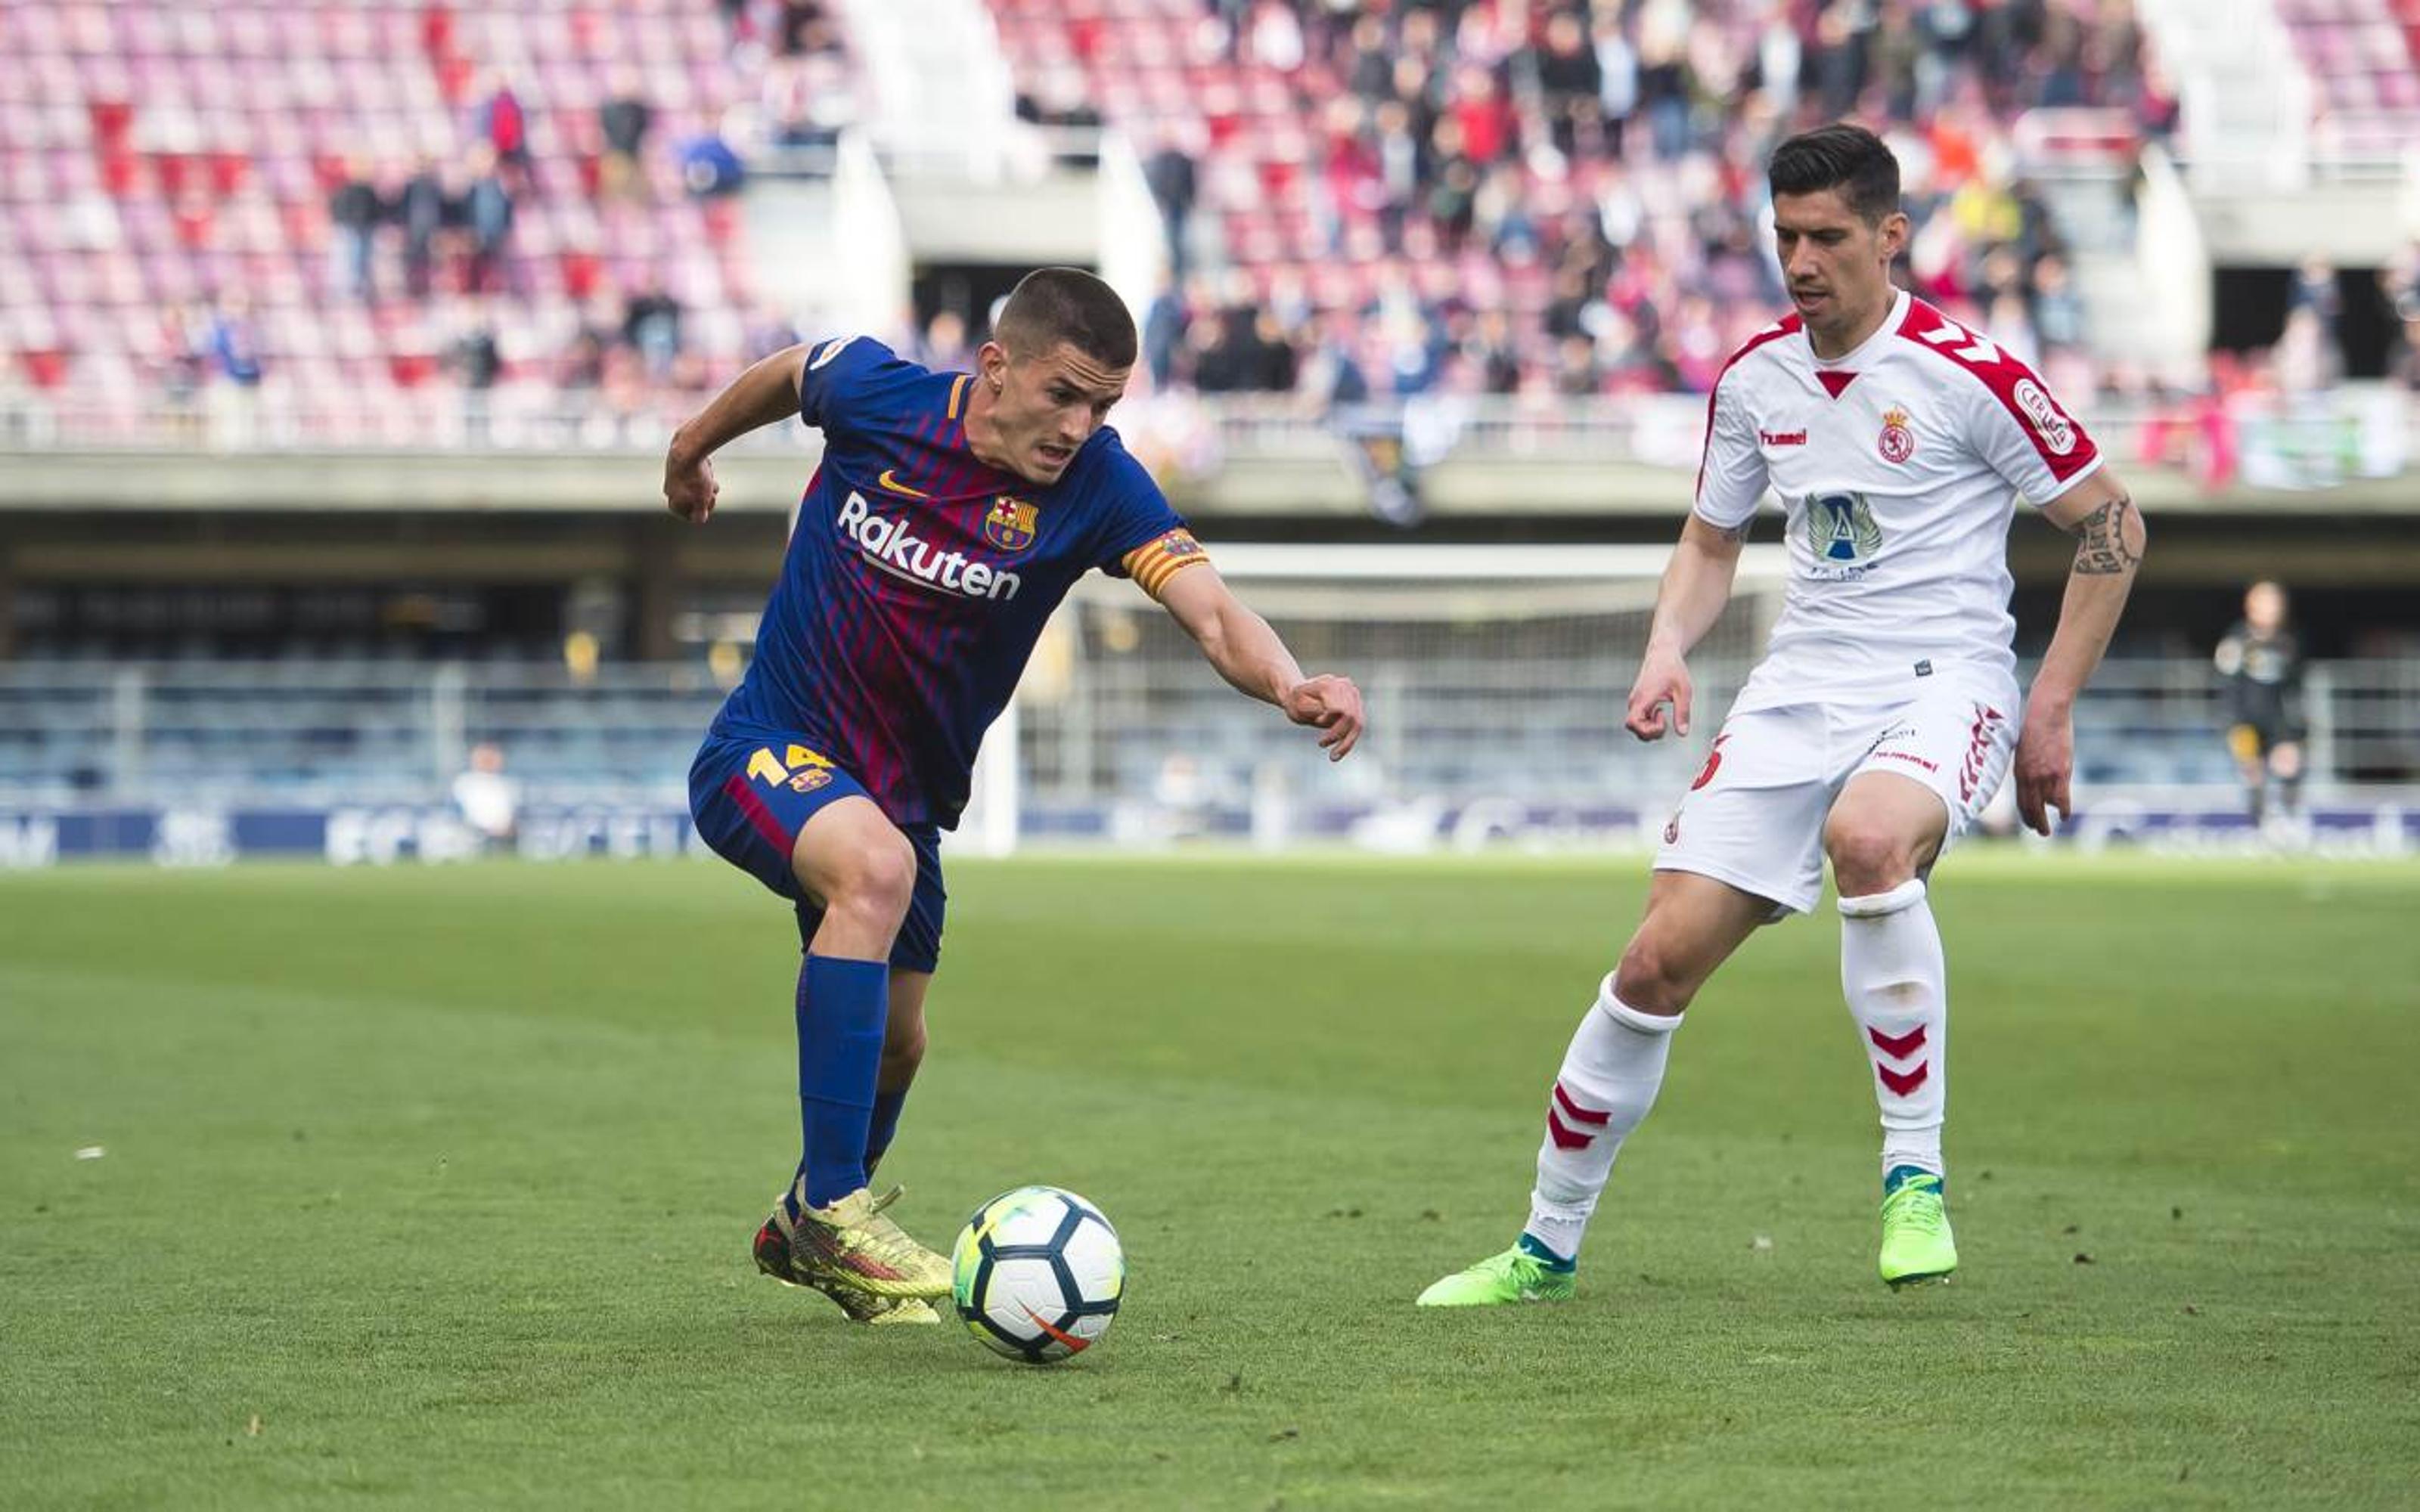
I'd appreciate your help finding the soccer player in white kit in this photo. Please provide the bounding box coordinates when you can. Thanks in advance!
[1420,124,2146,1303]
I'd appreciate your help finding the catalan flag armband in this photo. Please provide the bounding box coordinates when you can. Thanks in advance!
[1122,528,1212,600]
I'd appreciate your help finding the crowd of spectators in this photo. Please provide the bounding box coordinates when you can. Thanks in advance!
[1121,0,2176,408]
[13,0,2418,464]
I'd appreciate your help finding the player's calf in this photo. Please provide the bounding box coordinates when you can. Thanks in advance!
[1838,878,1949,1187]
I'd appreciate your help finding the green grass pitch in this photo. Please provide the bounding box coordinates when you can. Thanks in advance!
[4,850,2418,1509]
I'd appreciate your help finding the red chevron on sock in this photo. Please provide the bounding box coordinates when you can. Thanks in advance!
[1553,1082,1610,1127]
[1547,1110,1593,1150]
[1867,1024,1928,1061]
[1878,1060,1930,1098]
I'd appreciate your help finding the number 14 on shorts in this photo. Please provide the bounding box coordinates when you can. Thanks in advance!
[749,745,836,794]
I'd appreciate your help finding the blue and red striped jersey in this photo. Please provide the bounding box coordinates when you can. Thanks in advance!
[710,335,1186,829]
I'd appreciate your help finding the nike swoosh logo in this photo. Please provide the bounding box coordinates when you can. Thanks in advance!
[876,469,929,498]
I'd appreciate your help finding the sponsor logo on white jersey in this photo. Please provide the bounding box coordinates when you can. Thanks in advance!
[836,491,1022,600]
[2011,378,2077,455]
[1803,491,1885,575]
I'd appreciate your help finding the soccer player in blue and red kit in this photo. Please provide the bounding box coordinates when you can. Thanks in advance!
[664,269,1365,1324]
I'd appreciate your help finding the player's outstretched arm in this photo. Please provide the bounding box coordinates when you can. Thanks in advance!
[1155,564,1364,761]
[2015,469,2148,834]
[662,344,812,524]
[1627,513,1747,741]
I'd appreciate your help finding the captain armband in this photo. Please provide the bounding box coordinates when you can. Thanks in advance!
[1122,529,1212,600]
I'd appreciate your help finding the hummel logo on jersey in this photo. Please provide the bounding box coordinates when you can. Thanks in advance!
[836,491,1022,600]
[1760,429,1807,447]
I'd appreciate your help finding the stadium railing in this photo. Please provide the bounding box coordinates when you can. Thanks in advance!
[2,389,2409,484]
[3,655,2413,816]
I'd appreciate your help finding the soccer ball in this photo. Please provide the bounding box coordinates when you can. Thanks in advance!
[951,1185,1123,1364]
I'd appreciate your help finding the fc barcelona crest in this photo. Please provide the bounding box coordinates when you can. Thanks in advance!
[984,496,1039,553]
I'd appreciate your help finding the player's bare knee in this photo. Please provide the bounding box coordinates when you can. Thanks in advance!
[827,832,917,936]
[1612,937,1700,1017]
[1824,822,1918,898]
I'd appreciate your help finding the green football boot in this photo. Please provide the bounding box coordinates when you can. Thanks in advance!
[753,1180,953,1303]
[1878,1167,1957,1288]
[1416,1238,1577,1307]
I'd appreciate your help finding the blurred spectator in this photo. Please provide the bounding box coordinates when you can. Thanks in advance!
[2215,581,2309,831]
[1301,311,1372,411]
[915,310,971,372]
[762,52,852,153]
[155,302,207,435]
[678,131,746,198]
[204,295,264,450]
[599,67,656,203]
[395,154,450,300]
[624,278,684,380]
[2288,254,2343,367]
[449,302,503,445]
[1465,308,1524,396]
[461,145,514,295]
[558,323,610,394]
[451,742,520,851]
[1143,277,1187,391]
[327,156,385,302]
[474,71,532,187]
[1551,332,1602,397]
[1016,64,1106,167]
[2387,246,2420,393]
[1531,11,1602,159]
[1142,125,1200,276]
[2031,252,2086,355]
[776,0,837,57]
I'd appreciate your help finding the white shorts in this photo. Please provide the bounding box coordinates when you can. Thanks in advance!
[1652,671,2021,916]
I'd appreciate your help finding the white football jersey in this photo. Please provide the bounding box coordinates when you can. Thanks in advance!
[1694,289,2101,710]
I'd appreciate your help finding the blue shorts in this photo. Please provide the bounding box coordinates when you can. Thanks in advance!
[688,730,946,973]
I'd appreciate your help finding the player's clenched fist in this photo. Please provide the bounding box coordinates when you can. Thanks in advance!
[1283,675,1364,761]
[663,451,719,524]
[1624,647,1692,741]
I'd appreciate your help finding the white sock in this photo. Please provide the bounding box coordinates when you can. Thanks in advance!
[1524,974,1680,1263]
[1838,878,1947,1182]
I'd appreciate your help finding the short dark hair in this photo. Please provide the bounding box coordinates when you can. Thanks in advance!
[1768,124,1901,225]
[994,267,1137,368]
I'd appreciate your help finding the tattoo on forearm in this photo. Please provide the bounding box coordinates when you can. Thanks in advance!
[2067,493,2141,575]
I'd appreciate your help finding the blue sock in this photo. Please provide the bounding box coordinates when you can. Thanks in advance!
[1885,1164,1944,1196]
[1517,1232,1577,1273]
[787,954,889,1213]
[864,1088,908,1176]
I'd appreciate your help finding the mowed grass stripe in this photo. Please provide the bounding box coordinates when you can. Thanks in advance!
[2,856,2417,1508]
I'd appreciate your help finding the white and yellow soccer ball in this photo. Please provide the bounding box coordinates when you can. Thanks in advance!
[951,1185,1123,1364]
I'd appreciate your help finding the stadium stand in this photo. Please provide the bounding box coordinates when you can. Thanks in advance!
[2277,0,2420,157]
[991,0,2169,403]
[0,1,832,445]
